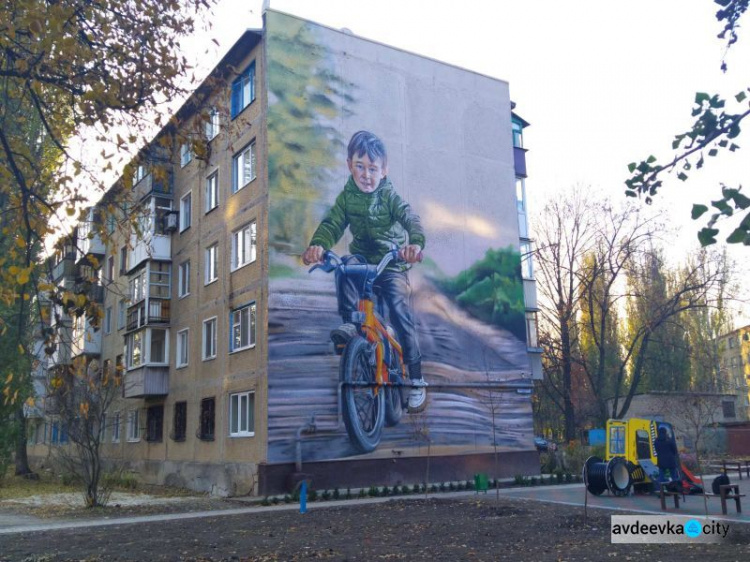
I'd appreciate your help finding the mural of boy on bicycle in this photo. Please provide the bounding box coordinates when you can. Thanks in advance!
[302,130,428,413]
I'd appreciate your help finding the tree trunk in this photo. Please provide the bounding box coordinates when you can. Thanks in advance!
[14,407,33,476]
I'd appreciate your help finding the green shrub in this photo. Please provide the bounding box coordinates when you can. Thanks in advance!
[308,488,318,501]
[368,486,378,497]
[261,496,271,506]
[321,489,331,501]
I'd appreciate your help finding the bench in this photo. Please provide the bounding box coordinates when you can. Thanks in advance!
[719,460,750,480]
[703,484,745,515]
[659,483,685,510]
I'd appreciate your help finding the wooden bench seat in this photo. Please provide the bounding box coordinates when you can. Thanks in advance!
[659,483,684,510]
[703,484,745,514]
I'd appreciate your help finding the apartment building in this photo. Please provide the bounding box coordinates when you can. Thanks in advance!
[717,325,750,421]
[28,9,542,496]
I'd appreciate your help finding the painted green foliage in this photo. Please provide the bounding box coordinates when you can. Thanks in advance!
[437,247,525,341]
[266,12,354,251]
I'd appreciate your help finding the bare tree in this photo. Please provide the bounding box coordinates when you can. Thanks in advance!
[46,357,122,507]
[534,186,597,442]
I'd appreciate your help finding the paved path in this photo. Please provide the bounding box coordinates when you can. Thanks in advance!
[2,479,747,536]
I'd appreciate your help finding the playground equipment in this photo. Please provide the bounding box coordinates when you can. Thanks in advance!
[583,418,704,497]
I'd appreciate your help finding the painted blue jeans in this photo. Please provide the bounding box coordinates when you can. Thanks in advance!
[335,266,422,376]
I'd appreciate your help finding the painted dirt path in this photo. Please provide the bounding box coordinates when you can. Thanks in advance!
[267,273,534,463]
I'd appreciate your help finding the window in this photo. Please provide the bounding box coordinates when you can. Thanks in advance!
[127,409,140,442]
[231,303,256,352]
[526,311,539,349]
[104,307,112,335]
[232,142,256,193]
[231,221,256,270]
[520,241,534,280]
[635,430,651,460]
[516,178,528,239]
[126,331,143,368]
[134,164,148,183]
[609,426,625,456]
[146,405,164,443]
[106,213,116,234]
[205,108,220,141]
[176,328,189,368]
[150,329,167,364]
[178,261,190,297]
[199,397,215,441]
[205,244,218,284]
[118,299,127,330]
[107,256,115,283]
[205,172,219,213]
[180,142,193,167]
[149,262,171,298]
[119,246,128,274]
[129,269,147,303]
[231,62,255,118]
[512,119,524,148]
[173,402,187,442]
[229,391,255,437]
[722,400,736,419]
[179,192,191,232]
[203,317,217,360]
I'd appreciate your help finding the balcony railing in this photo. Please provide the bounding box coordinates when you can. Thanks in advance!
[126,299,170,331]
[52,255,75,282]
[123,366,169,398]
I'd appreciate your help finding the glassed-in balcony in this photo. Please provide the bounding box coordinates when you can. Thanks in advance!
[123,366,169,398]
[126,299,170,332]
[71,317,102,357]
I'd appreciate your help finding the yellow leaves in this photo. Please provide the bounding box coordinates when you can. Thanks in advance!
[66,207,76,217]
[75,294,88,308]
[39,282,54,292]
[25,396,36,408]
[5,373,13,385]
[29,19,43,35]
[8,266,20,276]
[79,402,90,418]
[17,269,30,285]
[50,376,63,390]
[14,237,25,249]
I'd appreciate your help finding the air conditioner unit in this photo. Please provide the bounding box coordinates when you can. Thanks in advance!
[164,212,179,233]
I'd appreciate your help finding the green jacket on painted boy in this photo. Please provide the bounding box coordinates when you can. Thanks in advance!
[310,176,426,266]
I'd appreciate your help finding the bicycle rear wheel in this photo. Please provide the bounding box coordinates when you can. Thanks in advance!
[341,336,385,453]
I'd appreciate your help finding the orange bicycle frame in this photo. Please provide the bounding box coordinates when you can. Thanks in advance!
[358,299,405,391]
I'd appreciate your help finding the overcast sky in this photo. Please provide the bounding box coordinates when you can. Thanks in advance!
[185,0,749,316]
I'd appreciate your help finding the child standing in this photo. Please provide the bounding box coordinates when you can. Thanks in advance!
[302,131,427,411]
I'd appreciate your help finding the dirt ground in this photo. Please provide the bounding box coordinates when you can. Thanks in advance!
[1,494,750,562]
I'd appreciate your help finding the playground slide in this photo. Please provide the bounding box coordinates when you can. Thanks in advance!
[680,463,705,494]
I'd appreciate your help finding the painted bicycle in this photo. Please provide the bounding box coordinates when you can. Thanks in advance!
[309,249,419,453]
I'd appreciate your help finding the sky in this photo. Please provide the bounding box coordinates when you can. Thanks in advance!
[183,0,749,315]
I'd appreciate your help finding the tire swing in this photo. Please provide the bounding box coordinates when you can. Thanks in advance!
[583,456,632,497]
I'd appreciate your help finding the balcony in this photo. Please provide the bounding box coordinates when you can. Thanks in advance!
[132,171,172,203]
[523,279,538,310]
[126,299,170,332]
[52,255,75,282]
[77,232,105,264]
[123,366,169,398]
[128,234,171,273]
[513,146,527,178]
[73,282,105,304]
[72,318,102,357]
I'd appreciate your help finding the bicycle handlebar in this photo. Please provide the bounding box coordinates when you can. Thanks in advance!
[308,248,422,275]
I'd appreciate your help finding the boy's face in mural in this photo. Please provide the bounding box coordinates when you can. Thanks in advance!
[347,153,388,193]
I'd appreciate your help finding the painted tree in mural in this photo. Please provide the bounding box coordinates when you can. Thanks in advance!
[625,0,750,246]
[266,15,353,252]
[0,0,216,480]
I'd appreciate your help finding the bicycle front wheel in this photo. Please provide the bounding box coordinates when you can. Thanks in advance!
[340,336,385,453]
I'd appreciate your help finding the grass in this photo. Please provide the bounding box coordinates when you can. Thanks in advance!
[0,471,80,500]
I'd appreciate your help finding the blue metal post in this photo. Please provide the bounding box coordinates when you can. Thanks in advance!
[300,481,307,514]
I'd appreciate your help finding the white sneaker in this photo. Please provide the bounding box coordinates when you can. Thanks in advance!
[408,378,428,412]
